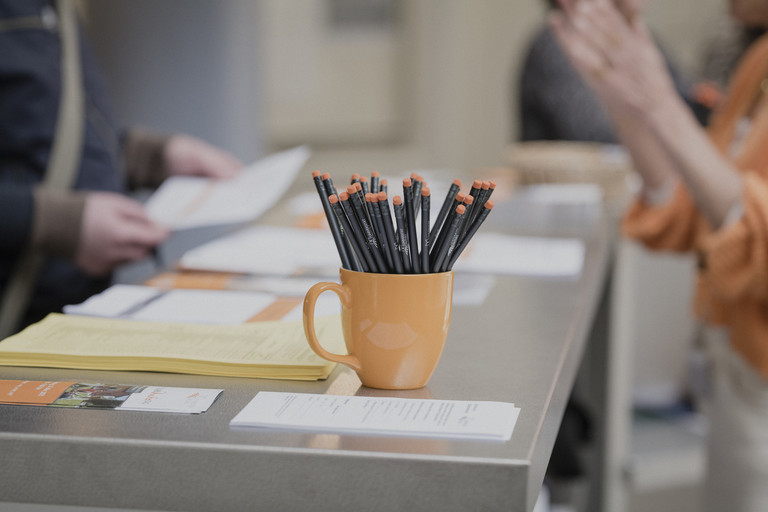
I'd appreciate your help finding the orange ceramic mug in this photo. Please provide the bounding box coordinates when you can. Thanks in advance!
[303,268,454,390]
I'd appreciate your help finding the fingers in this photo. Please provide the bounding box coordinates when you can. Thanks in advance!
[165,135,243,180]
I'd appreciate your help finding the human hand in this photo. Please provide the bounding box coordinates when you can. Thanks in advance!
[75,192,169,276]
[549,0,678,118]
[164,134,242,180]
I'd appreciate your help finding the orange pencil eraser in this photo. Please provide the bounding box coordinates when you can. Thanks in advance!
[351,173,360,180]
[456,205,466,214]
[472,179,482,188]
[378,191,387,201]
[381,179,388,185]
[340,191,349,201]
[393,195,403,206]
[453,178,462,187]
[360,176,368,183]
[485,200,495,209]
[346,184,356,194]
[329,194,339,204]
[464,195,474,204]
[355,182,362,192]
[370,194,379,203]
[481,181,490,190]
[489,180,497,189]
[422,187,430,196]
[372,171,380,177]
[403,178,412,187]
[456,192,466,201]
[312,170,321,178]
[322,172,332,180]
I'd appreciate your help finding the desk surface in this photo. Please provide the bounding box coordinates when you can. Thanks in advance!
[0,179,613,512]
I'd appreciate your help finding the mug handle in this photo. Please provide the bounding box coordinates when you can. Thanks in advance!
[303,281,361,372]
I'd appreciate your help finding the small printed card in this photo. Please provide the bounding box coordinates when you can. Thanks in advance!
[0,380,222,414]
[231,391,521,442]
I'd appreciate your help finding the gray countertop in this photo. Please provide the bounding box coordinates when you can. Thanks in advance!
[0,174,614,512]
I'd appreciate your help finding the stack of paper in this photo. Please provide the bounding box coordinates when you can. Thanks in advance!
[0,313,344,381]
[231,392,522,442]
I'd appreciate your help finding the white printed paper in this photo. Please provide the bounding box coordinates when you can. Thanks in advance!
[231,391,521,442]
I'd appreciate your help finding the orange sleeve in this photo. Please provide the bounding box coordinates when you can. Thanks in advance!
[703,171,768,301]
[621,182,702,252]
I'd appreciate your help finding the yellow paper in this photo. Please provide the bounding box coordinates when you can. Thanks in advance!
[0,313,345,380]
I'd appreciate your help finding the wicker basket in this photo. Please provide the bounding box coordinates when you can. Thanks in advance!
[505,141,632,202]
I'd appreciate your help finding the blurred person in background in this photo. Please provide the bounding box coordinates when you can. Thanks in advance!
[518,0,712,143]
[551,0,768,510]
[0,0,241,336]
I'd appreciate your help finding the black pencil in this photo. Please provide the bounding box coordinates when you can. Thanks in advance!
[380,179,388,196]
[360,175,369,196]
[350,187,386,273]
[339,191,376,272]
[370,193,394,272]
[430,192,465,267]
[313,171,353,270]
[402,178,421,273]
[371,171,380,195]
[393,195,412,273]
[330,194,369,272]
[420,186,431,273]
[429,179,461,243]
[445,200,494,271]
[431,204,465,273]
[321,172,339,198]
[379,191,404,274]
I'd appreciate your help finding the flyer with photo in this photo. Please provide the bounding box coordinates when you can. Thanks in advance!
[0,380,222,414]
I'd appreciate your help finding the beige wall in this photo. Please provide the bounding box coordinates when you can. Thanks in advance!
[262,0,728,173]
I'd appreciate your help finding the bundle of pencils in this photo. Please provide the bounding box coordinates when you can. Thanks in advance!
[312,171,495,274]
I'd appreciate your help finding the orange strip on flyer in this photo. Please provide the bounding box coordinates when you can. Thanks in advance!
[0,380,77,405]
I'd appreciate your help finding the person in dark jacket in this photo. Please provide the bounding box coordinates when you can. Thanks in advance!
[0,0,241,333]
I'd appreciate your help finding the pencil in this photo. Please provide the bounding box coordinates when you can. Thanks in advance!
[431,204,465,273]
[360,175,369,196]
[402,178,421,273]
[379,191,404,274]
[393,195,412,273]
[459,193,475,239]
[365,193,390,272]
[420,186,431,273]
[380,179,388,196]
[371,171,380,194]
[351,189,386,273]
[321,172,338,198]
[429,179,461,243]
[313,171,353,270]
[445,200,494,270]
[412,174,423,218]
[370,193,394,272]
[430,192,465,267]
[329,194,368,272]
[339,192,377,272]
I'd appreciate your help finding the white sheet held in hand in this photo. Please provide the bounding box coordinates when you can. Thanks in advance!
[144,145,310,230]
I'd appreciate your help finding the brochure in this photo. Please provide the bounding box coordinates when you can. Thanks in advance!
[0,379,222,414]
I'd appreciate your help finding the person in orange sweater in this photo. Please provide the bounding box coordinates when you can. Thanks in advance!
[550,0,768,510]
